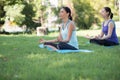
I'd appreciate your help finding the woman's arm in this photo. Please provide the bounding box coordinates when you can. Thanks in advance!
[84,30,104,39]
[39,38,58,43]
[95,30,104,39]
[59,22,74,43]
[39,35,61,43]
[99,22,114,40]
[39,28,63,43]
[84,23,104,39]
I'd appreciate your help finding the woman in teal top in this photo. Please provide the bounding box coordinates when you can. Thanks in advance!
[39,7,79,50]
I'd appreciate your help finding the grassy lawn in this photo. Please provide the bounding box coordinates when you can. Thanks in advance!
[0,33,120,80]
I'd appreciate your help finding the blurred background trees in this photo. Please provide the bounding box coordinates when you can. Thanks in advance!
[72,0,119,29]
[72,0,95,29]
[0,0,119,33]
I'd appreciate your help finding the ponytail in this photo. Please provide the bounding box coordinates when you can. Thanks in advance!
[110,12,113,19]
[69,14,72,20]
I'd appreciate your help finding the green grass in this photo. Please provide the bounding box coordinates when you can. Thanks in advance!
[0,34,120,80]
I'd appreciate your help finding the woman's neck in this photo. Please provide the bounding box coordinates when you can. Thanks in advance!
[104,17,110,21]
[63,18,69,23]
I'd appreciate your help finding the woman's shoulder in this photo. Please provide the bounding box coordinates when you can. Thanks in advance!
[69,20,74,24]
[107,19,116,29]
[68,20,76,30]
[107,19,114,23]
[102,19,115,26]
[69,20,76,26]
[108,19,115,25]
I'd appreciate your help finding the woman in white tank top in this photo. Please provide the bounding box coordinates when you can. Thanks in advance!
[39,7,79,50]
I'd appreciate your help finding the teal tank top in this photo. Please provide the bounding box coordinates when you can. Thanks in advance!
[61,20,79,49]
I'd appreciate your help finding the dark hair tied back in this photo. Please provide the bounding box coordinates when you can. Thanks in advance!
[110,12,113,19]
[104,7,113,19]
[62,7,72,20]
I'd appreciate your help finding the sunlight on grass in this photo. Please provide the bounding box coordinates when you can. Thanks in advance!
[27,53,48,59]
[47,32,59,37]
[0,34,36,37]
[71,76,90,80]
[2,42,8,45]
[0,54,3,57]
[48,58,78,68]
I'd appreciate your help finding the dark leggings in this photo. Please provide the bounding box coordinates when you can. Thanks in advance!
[44,42,78,50]
[90,39,119,46]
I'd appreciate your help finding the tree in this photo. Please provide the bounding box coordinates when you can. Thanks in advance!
[72,0,95,29]
[4,4,25,26]
[21,1,36,28]
[89,0,118,21]
[72,0,119,29]
[0,1,5,24]
[3,0,38,29]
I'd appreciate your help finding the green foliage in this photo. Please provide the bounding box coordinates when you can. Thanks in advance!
[0,1,5,24]
[31,0,48,30]
[72,0,95,29]
[0,0,119,30]
[32,0,47,22]
[3,0,23,5]
[0,1,5,18]
[21,2,36,28]
[52,7,61,24]
[3,1,40,29]
[72,0,119,29]
[1,0,42,29]
[4,4,25,26]
[89,0,119,21]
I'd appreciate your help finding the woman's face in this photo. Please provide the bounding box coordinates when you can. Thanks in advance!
[100,8,109,18]
[59,8,69,19]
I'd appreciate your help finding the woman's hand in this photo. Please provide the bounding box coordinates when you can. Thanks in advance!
[95,35,103,40]
[57,37,62,42]
[84,34,95,39]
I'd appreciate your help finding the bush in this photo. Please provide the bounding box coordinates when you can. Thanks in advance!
[72,0,96,29]
[113,15,119,21]
[4,4,25,26]
[4,2,40,30]
[21,2,37,29]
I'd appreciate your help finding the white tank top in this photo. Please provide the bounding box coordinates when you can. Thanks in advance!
[60,20,79,49]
